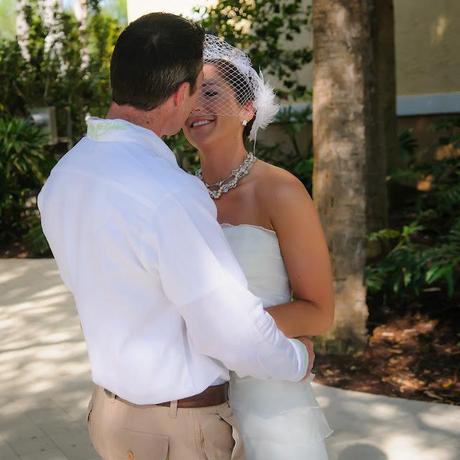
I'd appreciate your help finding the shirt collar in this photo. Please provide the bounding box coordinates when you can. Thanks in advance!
[86,117,178,167]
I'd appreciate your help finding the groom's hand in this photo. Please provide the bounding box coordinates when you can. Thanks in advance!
[297,336,315,379]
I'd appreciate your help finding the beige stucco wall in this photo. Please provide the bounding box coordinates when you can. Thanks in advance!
[256,0,460,98]
[296,0,460,97]
[395,0,460,96]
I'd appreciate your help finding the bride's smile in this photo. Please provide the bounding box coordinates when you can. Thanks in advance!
[188,117,216,128]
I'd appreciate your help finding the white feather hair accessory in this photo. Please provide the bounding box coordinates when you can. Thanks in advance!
[201,34,279,142]
[250,71,279,141]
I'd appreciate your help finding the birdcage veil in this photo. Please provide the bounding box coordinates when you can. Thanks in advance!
[199,34,279,142]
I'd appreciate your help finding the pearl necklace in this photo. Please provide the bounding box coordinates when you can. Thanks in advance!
[196,152,257,199]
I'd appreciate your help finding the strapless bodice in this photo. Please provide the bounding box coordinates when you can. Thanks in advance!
[221,224,291,307]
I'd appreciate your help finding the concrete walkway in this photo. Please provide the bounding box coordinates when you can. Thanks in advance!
[1,259,459,460]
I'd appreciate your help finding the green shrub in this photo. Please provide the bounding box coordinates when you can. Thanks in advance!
[0,39,29,117]
[0,0,121,141]
[0,1,122,254]
[366,121,460,304]
[0,117,49,251]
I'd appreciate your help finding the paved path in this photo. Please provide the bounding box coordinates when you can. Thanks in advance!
[1,259,459,460]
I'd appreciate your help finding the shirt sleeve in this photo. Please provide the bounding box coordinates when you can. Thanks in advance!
[143,185,308,382]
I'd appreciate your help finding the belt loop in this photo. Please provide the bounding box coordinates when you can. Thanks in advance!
[169,400,178,418]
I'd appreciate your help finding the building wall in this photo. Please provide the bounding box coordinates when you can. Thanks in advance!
[395,0,460,96]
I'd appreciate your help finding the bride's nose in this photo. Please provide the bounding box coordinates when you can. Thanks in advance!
[190,104,209,117]
[190,90,212,116]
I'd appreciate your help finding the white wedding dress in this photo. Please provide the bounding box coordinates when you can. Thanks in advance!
[222,224,332,460]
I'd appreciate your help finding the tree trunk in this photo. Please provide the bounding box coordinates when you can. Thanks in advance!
[312,0,374,346]
[74,0,90,68]
[367,0,396,233]
[16,0,29,60]
[41,0,67,73]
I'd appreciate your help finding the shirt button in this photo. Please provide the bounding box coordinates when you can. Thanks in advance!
[127,450,135,460]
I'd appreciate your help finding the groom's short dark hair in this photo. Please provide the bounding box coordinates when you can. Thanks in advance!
[110,13,204,111]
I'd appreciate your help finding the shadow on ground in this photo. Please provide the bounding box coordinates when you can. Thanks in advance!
[1,259,459,460]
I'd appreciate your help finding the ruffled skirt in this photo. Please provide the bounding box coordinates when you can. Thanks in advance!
[229,373,332,460]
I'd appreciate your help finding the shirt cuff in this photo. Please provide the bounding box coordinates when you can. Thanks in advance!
[288,338,308,382]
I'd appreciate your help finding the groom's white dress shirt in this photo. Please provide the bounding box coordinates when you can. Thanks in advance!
[38,118,307,405]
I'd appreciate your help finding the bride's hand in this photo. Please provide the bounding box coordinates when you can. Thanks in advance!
[297,336,315,380]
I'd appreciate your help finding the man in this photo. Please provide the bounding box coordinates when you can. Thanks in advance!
[38,12,313,460]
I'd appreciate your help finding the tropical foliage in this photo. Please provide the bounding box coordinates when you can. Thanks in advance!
[366,118,460,305]
[0,0,121,254]
[1,0,121,137]
[0,117,49,251]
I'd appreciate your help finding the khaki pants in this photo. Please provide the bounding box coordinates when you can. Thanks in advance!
[87,386,244,460]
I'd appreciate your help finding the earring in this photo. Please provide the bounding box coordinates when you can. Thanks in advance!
[242,120,248,126]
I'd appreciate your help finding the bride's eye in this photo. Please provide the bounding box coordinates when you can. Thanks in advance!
[204,90,218,97]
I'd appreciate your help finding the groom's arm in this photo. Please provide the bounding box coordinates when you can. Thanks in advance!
[140,186,309,382]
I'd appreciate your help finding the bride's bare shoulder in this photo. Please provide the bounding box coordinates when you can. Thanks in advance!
[254,160,311,203]
[254,161,318,234]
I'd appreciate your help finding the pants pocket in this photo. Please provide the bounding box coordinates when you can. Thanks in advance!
[202,404,245,460]
[218,406,244,460]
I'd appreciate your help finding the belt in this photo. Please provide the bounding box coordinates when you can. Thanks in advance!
[104,382,229,409]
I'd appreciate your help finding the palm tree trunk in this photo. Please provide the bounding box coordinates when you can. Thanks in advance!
[312,0,374,346]
[16,0,30,60]
[41,0,66,73]
[74,0,90,68]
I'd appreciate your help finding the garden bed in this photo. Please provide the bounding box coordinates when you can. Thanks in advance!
[315,294,460,406]
[0,242,43,258]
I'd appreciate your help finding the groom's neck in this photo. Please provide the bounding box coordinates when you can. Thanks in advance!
[106,102,164,137]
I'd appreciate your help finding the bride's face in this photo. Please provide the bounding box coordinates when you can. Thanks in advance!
[183,64,252,150]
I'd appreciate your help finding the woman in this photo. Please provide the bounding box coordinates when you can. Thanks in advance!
[183,35,334,460]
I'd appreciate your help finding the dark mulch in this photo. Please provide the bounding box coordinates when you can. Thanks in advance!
[0,242,30,258]
[315,293,460,405]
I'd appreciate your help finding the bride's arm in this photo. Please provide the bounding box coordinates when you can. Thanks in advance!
[264,172,335,338]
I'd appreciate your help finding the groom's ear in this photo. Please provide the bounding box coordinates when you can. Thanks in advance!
[172,82,190,107]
